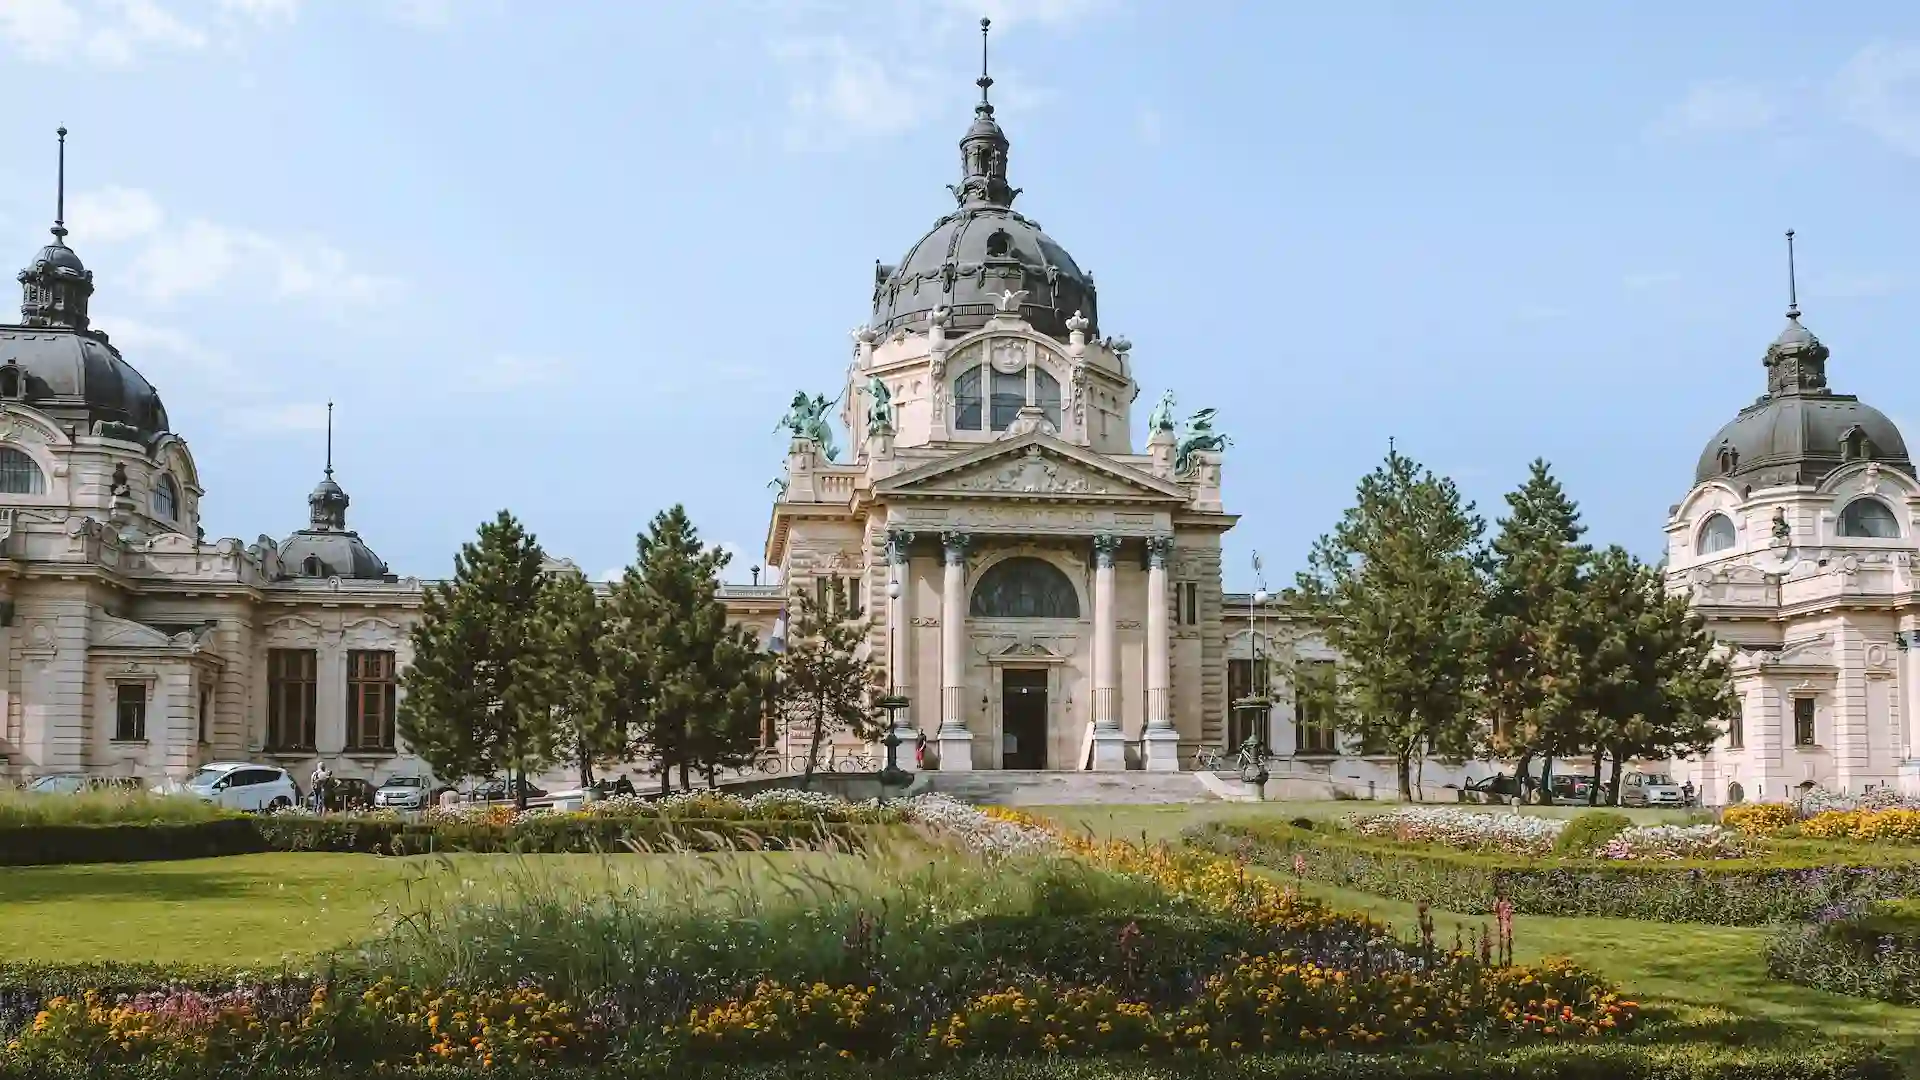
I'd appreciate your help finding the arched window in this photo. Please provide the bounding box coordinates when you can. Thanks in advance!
[1696,513,1736,555]
[1726,782,1745,806]
[954,367,983,430]
[1839,497,1900,539]
[303,555,324,577]
[0,447,45,495]
[152,473,179,521]
[970,557,1080,618]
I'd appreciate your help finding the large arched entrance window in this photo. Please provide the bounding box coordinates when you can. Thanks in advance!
[970,557,1079,618]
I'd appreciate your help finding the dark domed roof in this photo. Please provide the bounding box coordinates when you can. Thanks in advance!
[1695,311,1912,488]
[279,530,391,581]
[869,48,1097,343]
[0,326,170,440]
[29,242,86,275]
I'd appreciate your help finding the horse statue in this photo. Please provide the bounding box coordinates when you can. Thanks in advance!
[866,375,895,437]
[1174,407,1231,475]
[1146,390,1177,435]
[775,391,839,462]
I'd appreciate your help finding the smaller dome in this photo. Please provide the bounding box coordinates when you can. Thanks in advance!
[278,530,391,581]
[29,242,86,276]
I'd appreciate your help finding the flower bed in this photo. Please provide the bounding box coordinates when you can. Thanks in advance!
[1596,824,1751,861]
[1191,820,1920,925]
[1726,788,1920,842]
[1766,899,1920,1005]
[1347,808,1566,856]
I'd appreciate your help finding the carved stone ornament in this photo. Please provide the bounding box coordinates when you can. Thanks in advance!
[992,289,1030,313]
[911,616,941,627]
[1867,643,1891,668]
[955,447,1108,495]
[1116,619,1142,630]
[990,337,1027,375]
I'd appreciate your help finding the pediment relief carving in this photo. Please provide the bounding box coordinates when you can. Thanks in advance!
[952,447,1114,496]
[972,629,1080,658]
[90,614,178,650]
[1755,634,1833,668]
[0,408,57,445]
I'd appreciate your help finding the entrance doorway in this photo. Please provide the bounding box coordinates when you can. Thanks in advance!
[1001,668,1048,769]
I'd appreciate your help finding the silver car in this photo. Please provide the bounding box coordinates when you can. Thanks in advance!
[374,775,430,810]
[1620,771,1686,807]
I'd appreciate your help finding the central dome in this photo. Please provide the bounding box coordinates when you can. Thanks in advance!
[869,37,1098,344]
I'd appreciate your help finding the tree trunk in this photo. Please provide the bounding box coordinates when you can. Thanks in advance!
[577,744,593,790]
[1606,746,1626,806]
[510,758,526,811]
[802,708,824,792]
[1513,749,1535,807]
[1588,747,1604,806]
[677,758,690,792]
[704,764,717,790]
[1539,756,1555,805]
[1395,749,1413,801]
[658,765,671,796]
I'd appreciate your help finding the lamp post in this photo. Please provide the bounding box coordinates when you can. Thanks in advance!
[877,577,911,796]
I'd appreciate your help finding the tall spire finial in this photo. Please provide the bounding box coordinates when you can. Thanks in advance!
[1785,228,1800,320]
[52,127,68,243]
[324,400,334,479]
[976,17,993,114]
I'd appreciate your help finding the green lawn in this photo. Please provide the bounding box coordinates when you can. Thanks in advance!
[1033,802,1920,1063]
[0,851,872,966]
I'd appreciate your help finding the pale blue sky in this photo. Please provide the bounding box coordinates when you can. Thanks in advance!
[2,1,1917,587]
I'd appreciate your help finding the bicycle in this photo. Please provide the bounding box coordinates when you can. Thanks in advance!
[1191,745,1230,772]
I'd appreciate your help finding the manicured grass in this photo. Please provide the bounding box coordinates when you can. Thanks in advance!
[0,851,875,966]
[1032,803,1920,1065]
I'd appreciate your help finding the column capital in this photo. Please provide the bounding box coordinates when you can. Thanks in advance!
[1091,532,1121,568]
[1144,535,1175,568]
[941,531,971,564]
[887,528,916,564]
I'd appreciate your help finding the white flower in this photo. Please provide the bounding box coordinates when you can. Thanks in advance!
[1345,807,1565,856]
[1596,824,1747,860]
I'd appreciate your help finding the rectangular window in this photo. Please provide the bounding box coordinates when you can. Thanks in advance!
[1180,582,1198,626]
[267,649,317,751]
[347,650,398,752]
[1728,707,1744,750]
[1226,658,1253,748]
[1793,697,1816,747]
[1294,660,1338,754]
[113,683,146,741]
[989,369,1025,431]
[954,367,983,431]
[844,575,864,617]
[198,684,212,745]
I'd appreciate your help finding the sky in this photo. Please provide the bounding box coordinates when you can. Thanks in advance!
[1,1,1918,590]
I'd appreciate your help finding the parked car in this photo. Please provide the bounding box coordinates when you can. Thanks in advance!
[466,777,547,803]
[25,774,144,795]
[1549,773,1597,803]
[374,775,432,811]
[175,762,299,812]
[1619,771,1687,808]
[322,777,377,812]
[1464,773,1520,798]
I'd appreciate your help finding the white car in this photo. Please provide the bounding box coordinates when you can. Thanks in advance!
[374,775,431,810]
[174,762,299,812]
[1620,771,1687,808]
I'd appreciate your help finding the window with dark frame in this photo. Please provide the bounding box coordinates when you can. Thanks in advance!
[0,446,46,495]
[113,682,146,741]
[347,650,398,752]
[199,683,212,745]
[1294,660,1338,754]
[1728,707,1744,749]
[267,649,317,751]
[954,367,983,430]
[1792,697,1816,747]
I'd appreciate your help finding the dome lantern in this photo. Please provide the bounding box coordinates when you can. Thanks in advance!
[18,128,94,332]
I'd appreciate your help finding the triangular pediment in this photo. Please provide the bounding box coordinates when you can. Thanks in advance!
[876,433,1188,503]
[90,614,179,650]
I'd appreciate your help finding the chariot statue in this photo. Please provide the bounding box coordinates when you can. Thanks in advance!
[866,375,895,437]
[1147,390,1177,435]
[1174,407,1231,475]
[776,391,839,462]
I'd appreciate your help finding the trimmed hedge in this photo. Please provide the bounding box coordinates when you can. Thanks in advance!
[1766,901,1920,1005]
[0,815,879,866]
[0,1043,1899,1080]
[1191,821,1920,925]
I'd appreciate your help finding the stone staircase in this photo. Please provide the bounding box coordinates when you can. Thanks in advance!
[915,770,1223,806]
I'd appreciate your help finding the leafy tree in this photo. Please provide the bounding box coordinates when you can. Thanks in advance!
[1291,446,1486,799]
[1574,545,1734,804]
[539,567,621,788]
[599,506,759,792]
[1479,460,1594,804]
[774,579,885,789]
[397,510,560,808]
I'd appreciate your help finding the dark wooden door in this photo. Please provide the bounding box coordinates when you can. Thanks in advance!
[1001,668,1049,769]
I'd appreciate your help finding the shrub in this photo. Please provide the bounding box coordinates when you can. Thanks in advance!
[1193,821,1920,925]
[1766,900,1920,1005]
[1554,812,1632,856]
[1799,809,1920,844]
[0,790,235,828]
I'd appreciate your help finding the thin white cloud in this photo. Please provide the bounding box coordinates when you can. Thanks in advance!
[66,186,165,244]
[225,401,330,436]
[0,0,292,65]
[1651,78,1778,137]
[1832,41,1920,157]
[89,315,267,394]
[775,35,935,145]
[218,0,295,21]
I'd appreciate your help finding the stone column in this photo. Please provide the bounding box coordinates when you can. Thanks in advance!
[1143,535,1179,770]
[937,531,974,771]
[887,529,918,773]
[1090,533,1127,770]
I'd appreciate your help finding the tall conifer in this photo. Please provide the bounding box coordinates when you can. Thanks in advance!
[540,567,620,787]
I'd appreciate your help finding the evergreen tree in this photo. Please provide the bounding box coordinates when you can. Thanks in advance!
[397,510,561,808]
[1479,460,1594,804]
[692,623,775,788]
[599,506,752,793]
[1575,545,1734,804]
[774,579,884,789]
[1292,446,1486,799]
[539,567,620,788]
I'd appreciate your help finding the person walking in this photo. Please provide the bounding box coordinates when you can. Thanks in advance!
[1681,779,1695,808]
[308,761,331,813]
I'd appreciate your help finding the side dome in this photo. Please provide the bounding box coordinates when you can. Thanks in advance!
[868,30,1097,344]
[1695,296,1911,488]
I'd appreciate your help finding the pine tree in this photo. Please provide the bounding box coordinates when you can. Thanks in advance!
[774,579,884,789]
[397,510,561,808]
[1576,545,1734,804]
[539,567,620,788]
[598,506,753,793]
[1292,446,1486,799]
[693,623,775,788]
[1480,460,1594,804]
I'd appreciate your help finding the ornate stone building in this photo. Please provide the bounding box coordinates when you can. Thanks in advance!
[1665,233,1920,806]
